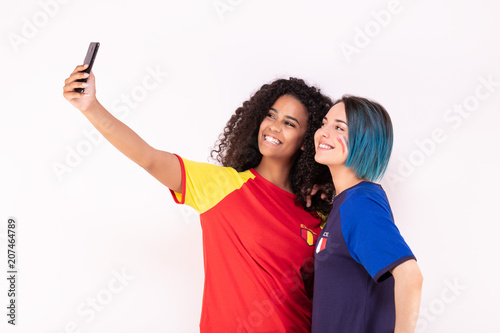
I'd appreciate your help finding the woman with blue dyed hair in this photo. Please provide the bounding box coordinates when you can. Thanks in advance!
[311,96,423,333]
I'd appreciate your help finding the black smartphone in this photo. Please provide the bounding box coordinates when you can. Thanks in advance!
[75,42,100,93]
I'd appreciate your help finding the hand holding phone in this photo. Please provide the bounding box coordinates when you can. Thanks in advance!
[74,42,99,93]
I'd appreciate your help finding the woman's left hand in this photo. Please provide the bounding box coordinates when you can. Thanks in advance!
[306,184,327,208]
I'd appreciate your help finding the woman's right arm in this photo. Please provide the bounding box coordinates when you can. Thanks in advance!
[63,65,182,193]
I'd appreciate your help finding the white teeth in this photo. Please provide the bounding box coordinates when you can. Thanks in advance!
[319,144,333,149]
[264,135,281,145]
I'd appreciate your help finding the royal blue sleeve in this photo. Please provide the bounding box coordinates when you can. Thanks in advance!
[340,186,416,282]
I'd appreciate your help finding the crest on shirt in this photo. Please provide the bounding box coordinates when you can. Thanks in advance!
[316,232,329,253]
[300,224,318,246]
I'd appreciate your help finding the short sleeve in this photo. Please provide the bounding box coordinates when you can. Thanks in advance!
[169,155,254,214]
[340,188,415,282]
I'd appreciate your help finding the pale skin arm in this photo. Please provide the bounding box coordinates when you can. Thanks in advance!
[391,259,423,333]
[63,65,182,193]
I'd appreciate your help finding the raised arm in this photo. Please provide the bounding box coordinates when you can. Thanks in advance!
[391,259,423,333]
[63,65,182,193]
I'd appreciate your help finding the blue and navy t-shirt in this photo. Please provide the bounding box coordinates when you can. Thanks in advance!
[312,181,416,333]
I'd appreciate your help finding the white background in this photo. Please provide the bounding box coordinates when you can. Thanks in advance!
[1,0,499,332]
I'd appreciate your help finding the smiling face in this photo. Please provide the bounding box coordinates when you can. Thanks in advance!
[257,94,309,163]
[314,102,349,167]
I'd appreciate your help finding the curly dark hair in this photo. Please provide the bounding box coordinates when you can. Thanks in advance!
[210,77,335,215]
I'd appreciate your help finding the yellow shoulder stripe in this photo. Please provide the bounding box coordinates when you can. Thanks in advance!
[173,157,255,214]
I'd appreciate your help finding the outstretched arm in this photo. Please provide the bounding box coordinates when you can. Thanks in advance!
[63,65,182,192]
[391,259,423,333]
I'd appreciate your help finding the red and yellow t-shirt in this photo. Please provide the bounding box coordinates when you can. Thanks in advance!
[170,155,322,332]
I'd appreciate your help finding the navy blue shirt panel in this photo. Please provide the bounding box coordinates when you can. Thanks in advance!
[312,182,415,333]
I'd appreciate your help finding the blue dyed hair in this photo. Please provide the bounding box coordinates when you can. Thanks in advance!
[338,95,393,182]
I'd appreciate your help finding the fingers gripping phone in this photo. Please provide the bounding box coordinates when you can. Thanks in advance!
[75,42,100,93]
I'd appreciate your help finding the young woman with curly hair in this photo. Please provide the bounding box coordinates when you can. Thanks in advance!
[63,65,334,332]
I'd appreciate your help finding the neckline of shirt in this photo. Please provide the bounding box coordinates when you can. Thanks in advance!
[334,180,379,200]
[249,168,296,199]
